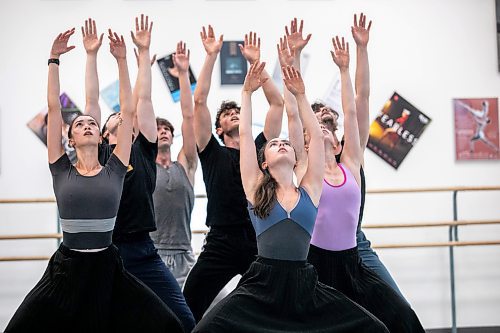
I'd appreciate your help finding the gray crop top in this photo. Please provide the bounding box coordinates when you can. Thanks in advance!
[49,153,127,249]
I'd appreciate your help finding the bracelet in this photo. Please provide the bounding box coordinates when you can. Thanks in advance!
[48,58,60,66]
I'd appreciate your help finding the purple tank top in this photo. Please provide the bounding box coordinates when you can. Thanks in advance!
[310,163,361,251]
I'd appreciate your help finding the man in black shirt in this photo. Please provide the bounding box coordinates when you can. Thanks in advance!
[85,16,195,332]
[183,26,284,322]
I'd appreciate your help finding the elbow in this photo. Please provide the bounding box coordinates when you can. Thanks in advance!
[194,95,208,106]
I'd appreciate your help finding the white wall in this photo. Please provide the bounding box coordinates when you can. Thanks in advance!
[1,0,500,330]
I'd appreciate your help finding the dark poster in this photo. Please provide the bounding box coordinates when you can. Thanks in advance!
[367,92,431,169]
[220,41,247,85]
[157,53,197,102]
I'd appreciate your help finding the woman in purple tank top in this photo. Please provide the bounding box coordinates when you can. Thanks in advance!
[299,34,424,332]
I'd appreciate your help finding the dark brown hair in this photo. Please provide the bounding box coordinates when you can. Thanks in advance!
[156,117,174,136]
[215,100,240,143]
[311,101,339,132]
[253,144,278,219]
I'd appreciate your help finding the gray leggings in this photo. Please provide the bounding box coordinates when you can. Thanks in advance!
[157,249,196,289]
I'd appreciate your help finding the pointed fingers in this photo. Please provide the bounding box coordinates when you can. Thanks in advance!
[81,26,85,37]
[248,31,253,45]
[285,25,290,37]
[93,19,97,35]
[305,33,312,42]
[244,33,248,46]
[145,15,149,31]
[85,19,89,36]
[258,37,261,49]
[99,33,104,44]
[141,14,144,31]
[354,13,358,28]
[135,17,139,32]
[149,21,153,33]
[367,20,372,31]
[208,25,214,38]
[299,19,304,33]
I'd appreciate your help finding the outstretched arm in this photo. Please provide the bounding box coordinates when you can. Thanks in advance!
[239,32,284,139]
[352,13,372,157]
[174,41,198,186]
[82,18,104,126]
[48,28,75,163]
[240,62,267,203]
[285,18,312,69]
[277,35,306,181]
[194,25,223,152]
[331,36,362,180]
[108,30,134,166]
[131,14,156,142]
[283,66,324,205]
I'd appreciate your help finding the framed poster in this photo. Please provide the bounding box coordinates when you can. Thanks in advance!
[220,41,246,85]
[27,92,82,163]
[454,98,499,160]
[367,92,431,169]
[157,53,197,102]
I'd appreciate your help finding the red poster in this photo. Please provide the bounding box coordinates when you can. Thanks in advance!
[453,98,499,160]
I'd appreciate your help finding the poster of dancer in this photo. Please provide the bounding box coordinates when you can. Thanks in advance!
[367,92,431,169]
[27,92,82,163]
[157,53,197,102]
[453,98,499,160]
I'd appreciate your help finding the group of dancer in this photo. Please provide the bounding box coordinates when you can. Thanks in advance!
[6,12,425,333]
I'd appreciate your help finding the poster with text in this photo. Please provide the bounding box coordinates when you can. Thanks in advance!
[220,41,246,85]
[367,92,431,169]
[453,98,499,160]
[27,92,82,163]
[157,53,197,102]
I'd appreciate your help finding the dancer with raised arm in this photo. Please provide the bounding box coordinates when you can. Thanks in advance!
[5,27,183,333]
[306,35,424,332]
[183,25,284,322]
[193,62,388,333]
[151,41,198,288]
[85,15,195,332]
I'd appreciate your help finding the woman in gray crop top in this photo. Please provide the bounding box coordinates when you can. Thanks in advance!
[193,59,388,332]
[5,23,183,333]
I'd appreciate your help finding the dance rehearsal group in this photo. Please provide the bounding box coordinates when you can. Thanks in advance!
[6,12,426,333]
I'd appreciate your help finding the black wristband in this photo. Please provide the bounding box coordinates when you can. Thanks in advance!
[48,58,60,66]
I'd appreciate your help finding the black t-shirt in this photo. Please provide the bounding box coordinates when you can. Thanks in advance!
[199,132,267,227]
[99,133,158,240]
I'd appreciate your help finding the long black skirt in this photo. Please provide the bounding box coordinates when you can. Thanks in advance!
[308,245,425,333]
[193,256,388,333]
[5,244,183,333]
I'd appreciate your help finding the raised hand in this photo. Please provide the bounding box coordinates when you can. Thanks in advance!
[108,29,126,60]
[243,61,267,93]
[50,28,76,58]
[285,18,311,54]
[131,14,153,51]
[239,31,260,64]
[351,12,372,47]
[200,25,223,55]
[282,65,305,96]
[330,36,350,70]
[276,35,294,67]
[133,48,156,67]
[173,41,190,73]
[82,18,103,54]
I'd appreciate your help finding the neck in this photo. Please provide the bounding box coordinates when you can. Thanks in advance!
[324,141,338,167]
[223,130,240,149]
[75,146,100,170]
[269,164,295,191]
[156,147,172,168]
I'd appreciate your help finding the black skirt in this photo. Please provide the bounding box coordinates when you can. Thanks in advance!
[5,244,183,333]
[193,256,388,333]
[308,245,425,333]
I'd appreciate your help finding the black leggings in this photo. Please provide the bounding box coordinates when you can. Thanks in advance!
[183,225,257,322]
